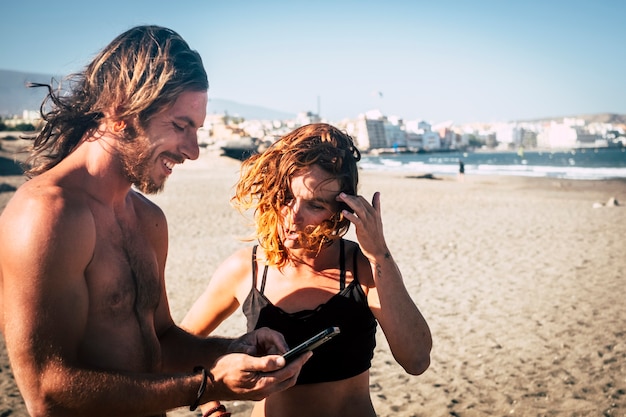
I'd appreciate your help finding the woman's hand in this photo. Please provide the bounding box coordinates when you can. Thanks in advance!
[200,401,230,417]
[337,191,388,262]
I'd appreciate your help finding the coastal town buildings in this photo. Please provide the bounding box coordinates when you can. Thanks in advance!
[2,103,624,153]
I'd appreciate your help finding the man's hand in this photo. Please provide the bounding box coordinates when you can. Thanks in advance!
[207,349,311,401]
[228,327,289,356]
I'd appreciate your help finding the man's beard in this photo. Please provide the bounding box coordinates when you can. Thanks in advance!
[119,138,166,195]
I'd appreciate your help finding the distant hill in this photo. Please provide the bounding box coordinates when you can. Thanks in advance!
[517,113,626,125]
[2,69,624,125]
[565,113,626,125]
[0,69,295,121]
[207,98,295,121]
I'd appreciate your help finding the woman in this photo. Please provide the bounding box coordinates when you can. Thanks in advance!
[182,123,432,417]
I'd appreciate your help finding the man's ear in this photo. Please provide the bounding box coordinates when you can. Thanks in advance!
[112,120,126,133]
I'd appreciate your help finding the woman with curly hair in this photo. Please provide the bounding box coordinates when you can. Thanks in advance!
[183,123,432,417]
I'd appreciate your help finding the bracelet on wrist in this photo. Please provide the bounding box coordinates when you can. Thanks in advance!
[190,366,208,412]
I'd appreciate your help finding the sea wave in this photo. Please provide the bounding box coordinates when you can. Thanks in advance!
[359,149,626,180]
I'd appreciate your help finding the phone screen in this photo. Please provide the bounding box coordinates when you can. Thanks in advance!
[282,326,340,362]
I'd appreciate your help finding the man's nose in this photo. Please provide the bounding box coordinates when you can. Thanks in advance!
[180,131,200,160]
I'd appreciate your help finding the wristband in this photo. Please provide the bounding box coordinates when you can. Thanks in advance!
[190,366,208,412]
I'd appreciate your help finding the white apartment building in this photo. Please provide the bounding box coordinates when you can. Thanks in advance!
[422,131,442,150]
[536,122,577,148]
[384,117,407,148]
[404,120,442,150]
[354,117,386,150]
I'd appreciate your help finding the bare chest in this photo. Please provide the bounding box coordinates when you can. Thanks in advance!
[78,200,164,370]
[86,209,161,321]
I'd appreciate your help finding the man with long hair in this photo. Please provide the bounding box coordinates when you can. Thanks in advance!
[0,25,308,417]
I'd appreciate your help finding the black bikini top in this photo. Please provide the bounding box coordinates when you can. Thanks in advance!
[241,240,377,384]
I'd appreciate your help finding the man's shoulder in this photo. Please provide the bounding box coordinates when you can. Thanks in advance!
[6,176,90,218]
[130,190,166,219]
[2,178,56,218]
[4,182,93,240]
[128,190,168,239]
[0,177,97,272]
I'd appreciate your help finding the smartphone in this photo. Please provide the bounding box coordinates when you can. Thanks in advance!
[282,326,340,362]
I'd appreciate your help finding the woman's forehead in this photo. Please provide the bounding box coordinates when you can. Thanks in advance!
[291,166,341,196]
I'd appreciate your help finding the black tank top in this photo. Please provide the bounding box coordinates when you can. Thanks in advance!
[242,240,377,384]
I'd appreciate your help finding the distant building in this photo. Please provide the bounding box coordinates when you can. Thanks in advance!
[573,126,603,148]
[537,122,577,148]
[403,120,441,150]
[1,110,41,129]
[295,111,321,126]
[494,124,517,148]
[418,120,431,132]
[422,131,441,150]
[354,116,386,150]
[406,132,422,150]
[448,130,467,149]
[206,114,247,142]
[520,129,538,148]
[383,117,407,148]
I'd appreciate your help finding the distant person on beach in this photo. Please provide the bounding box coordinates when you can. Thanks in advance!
[458,159,465,181]
[0,25,309,417]
[182,123,432,417]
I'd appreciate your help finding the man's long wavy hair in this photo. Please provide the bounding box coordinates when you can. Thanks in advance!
[24,25,208,177]
[234,123,361,268]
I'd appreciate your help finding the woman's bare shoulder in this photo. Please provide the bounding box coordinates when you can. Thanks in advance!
[213,245,257,281]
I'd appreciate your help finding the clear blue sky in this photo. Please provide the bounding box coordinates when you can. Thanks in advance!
[1,0,624,124]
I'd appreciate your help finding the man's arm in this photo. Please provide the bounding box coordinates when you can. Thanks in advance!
[158,323,311,403]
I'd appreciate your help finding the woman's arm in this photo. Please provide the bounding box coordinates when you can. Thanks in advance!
[338,192,432,375]
[180,247,253,336]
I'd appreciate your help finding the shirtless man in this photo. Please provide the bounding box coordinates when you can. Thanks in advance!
[0,25,308,417]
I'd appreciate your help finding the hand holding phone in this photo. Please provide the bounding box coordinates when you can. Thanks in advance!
[282,326,340,363]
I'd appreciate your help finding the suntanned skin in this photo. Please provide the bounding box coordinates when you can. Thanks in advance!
[183,165,432,417]
[0,90,309,417]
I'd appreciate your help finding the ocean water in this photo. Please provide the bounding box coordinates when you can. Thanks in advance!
[359,147,626,180]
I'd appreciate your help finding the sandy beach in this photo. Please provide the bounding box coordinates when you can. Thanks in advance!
[1,142,625,417]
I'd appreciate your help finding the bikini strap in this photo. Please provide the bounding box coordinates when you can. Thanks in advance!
[340,239,346,290]
[251,245,258,289]
[252,245,269,294]
[260,264,269,294]
[352,245,360,284]
[252,245,267,294]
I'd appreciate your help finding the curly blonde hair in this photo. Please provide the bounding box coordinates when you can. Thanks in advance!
[233,123,361,268]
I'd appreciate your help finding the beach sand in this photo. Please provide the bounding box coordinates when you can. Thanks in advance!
[1,143,625,417]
